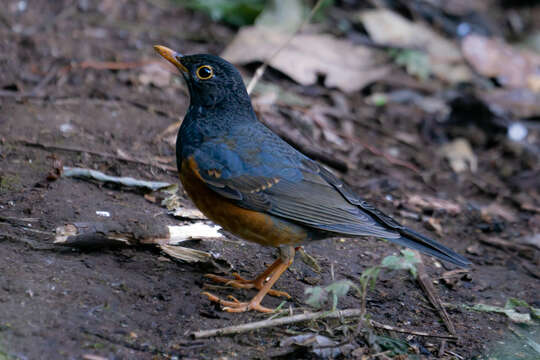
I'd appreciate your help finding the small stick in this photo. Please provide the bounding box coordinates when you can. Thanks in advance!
[438,340,447,358]
[358,141,420,174]
[192,308,457,340]
[413,251,456,335]
[246,0,326,95]
[75,60,152,71]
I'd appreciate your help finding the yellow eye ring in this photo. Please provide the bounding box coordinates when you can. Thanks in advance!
[196,65,214,80]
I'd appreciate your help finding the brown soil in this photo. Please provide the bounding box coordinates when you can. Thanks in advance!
[1,1,539,359]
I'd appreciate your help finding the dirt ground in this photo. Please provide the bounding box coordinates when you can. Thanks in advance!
[1,1,539,359]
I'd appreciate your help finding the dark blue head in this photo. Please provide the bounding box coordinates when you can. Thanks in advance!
[154,46,250,108]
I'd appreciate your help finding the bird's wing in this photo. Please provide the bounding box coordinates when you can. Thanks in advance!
[189,140,400,239]
[190,137,470,267]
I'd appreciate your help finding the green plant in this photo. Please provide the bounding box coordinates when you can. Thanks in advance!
[389,49,431,81]
[178,0,266,27]
[305,279,358,311]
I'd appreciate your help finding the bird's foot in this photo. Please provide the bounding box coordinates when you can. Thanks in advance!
[202,291,274,313]
[204,273,290,298]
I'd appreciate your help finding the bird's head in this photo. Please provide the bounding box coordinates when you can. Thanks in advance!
[154,45,249,108]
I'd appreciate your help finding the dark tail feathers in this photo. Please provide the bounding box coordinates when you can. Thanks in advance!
[390,227,471,268]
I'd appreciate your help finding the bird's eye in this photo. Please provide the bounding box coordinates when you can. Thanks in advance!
[196,65,214,80]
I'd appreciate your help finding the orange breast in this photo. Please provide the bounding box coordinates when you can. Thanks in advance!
[179,157,307,247]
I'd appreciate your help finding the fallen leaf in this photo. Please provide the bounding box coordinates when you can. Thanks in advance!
[480,202,518,223]
[160,244,212,263]
[170,206,207,220]
[440,269,471,289]
[358,9,471,83]
[462,34,540,91]
[463,298,539,324]
[144,193,156,203]
[518,233,540,250]
[82,355,108,360]
[222,26,390,92]
[439,138,477,173]
[139,62,173,88]
[280,333,355,358]
[466,243,484,256]
[481,88,540,118]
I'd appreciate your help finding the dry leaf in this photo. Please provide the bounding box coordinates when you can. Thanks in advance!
[139,62,174,88]
[518,233,540,250]
[439,138,477,173]
[160,244,212,263]
[358,9,471,83]
[82,355,108,360]
[481,88,540,118]
[170,206,207,220]
[480,203,518,223]
[222,26,390,92]
[462,34,540,91]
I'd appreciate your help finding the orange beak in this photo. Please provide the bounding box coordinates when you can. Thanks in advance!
[153,45,188,73]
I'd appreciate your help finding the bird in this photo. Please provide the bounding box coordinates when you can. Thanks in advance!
[153,45,470,313]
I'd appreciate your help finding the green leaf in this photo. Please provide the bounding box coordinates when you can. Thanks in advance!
[179,0,266,27]
[359,266,381,290]
[326,279,353,310]
[505,298,530,309]
[325,279,352,298]
[305,279,358,310]
[380,249,419,278]
[305,286,326,309]
[389,49,431,81]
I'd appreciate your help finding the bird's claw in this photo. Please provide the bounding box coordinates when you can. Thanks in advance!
[204,273,291,299]
[202,291,274,313]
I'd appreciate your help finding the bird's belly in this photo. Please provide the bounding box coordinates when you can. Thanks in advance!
[179,157,308,247]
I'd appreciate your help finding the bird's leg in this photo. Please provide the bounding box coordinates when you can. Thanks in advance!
[202,246,295,313]
[204,251,291,298]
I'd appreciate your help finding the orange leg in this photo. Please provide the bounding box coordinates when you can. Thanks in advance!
[202,246,295,313]
[204,257,290,298]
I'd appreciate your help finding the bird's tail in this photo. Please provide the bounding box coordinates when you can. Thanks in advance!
[390,227,471,268]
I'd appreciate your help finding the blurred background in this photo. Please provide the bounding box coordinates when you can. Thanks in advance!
[0,0,539,359]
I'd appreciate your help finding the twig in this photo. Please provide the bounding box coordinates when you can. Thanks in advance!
[54,222,222,263]
[359,141,420,174]
[438,340,447,358]
[17,138,177,172]
[192,308,457,340]
[74,60,152,71]
[29,63,62,96]
[413,251,456,335]
[246,0,326,94]
[62,166,171,191]
[479,235,536,257]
